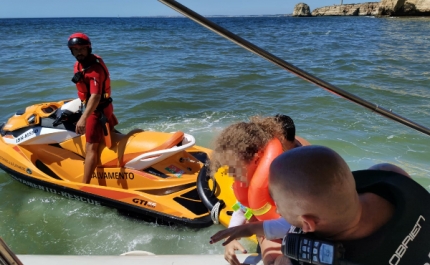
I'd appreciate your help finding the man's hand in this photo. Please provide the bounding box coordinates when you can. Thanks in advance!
[210,221,264,246]
[223,239,247,265]
[76,93,101,135]
[75,117,86,134]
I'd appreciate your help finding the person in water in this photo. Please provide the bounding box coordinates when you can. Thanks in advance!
[210,145,430,265]
[210,114,309,265]
[68,32,118,184]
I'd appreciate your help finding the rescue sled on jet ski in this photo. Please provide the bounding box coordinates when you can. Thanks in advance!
[0,99,236,228]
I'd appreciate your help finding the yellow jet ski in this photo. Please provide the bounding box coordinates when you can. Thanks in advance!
[0,99,236,228]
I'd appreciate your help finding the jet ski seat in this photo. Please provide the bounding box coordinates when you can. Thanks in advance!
[58,129,186,169]
[99,130,185,167]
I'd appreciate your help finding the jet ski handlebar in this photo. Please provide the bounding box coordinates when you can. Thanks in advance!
[52,99,83,127]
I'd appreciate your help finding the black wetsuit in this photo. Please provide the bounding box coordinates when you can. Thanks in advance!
[290,170,430,265]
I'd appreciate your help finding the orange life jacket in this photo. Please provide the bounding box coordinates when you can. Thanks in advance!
[233,137,310,221]
[233,138,283,221]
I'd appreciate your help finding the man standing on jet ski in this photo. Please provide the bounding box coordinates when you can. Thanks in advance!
[68,32,118,184]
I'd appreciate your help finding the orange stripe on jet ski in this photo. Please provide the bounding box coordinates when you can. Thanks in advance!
[80,186,135,200]
[13,146,27,158]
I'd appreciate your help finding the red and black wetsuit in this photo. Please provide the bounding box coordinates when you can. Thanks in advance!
[73,54,117,143]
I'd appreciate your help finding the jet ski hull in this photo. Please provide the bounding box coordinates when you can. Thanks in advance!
[0,99,231,228]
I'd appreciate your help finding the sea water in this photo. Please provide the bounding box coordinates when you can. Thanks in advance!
[0,16,429,255]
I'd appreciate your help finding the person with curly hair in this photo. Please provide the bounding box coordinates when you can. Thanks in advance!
[210,114,309,265]
[210,114,306,180]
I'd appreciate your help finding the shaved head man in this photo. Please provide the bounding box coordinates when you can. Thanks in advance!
[210,145,430,265]
[269,146,389,240]
[268,145,430,265]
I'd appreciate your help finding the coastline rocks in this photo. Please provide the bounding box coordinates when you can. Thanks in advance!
[297,0,430,16]
[378,0,430,15]
[293,3,312,17]
[312,2,380,16]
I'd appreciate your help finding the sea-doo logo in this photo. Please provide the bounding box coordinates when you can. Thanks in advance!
[26,168,32,174]
[389,215,425,265]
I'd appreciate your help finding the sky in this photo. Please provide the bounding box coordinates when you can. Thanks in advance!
[0,0,368,18]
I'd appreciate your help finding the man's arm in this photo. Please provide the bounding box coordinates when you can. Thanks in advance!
[263,218,292,240]
[81,94,101,119]
[210,217,292,245]
[273,255,294,265]
[75,94,101,134]
[210,221,265,245]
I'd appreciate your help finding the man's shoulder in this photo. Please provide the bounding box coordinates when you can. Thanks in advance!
[352,169,416,190]
[352,169,410,182]
[92,54,103,59]
[352,169,430,203]
[347,169,430,265]
[89,62,105,70]
[89,54,108,72]
[86,61,106,75]
[91,54,106,63]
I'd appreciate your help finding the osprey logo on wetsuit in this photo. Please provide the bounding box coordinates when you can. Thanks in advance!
[389,215,425,265]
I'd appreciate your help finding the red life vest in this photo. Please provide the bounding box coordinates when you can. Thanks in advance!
[73,54,111,104]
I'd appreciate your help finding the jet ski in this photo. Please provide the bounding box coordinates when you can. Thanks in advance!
[0,99,236,228]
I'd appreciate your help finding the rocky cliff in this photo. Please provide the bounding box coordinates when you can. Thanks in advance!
[292,3,312,16]
[378,0,430,15]
[303,0,430,16]
[312,2,380,16]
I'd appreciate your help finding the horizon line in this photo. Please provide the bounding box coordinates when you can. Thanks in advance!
[0,14,293,19]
